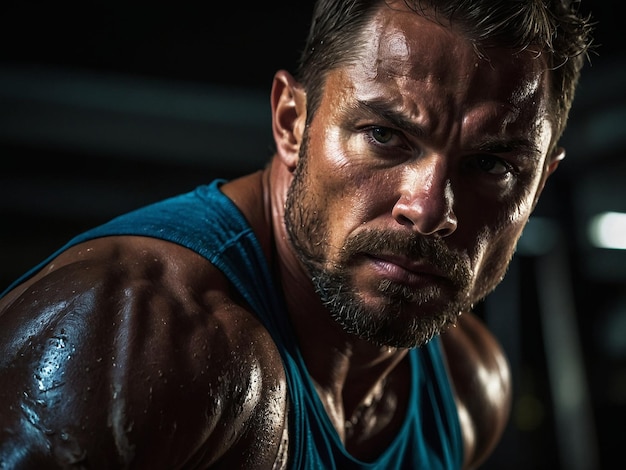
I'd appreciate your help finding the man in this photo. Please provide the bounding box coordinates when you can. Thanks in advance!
[0,0,593,468]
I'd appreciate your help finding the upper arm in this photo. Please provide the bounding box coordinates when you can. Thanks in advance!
[0,256,150,467]
[440,312,512,470]
[0,238,288,468]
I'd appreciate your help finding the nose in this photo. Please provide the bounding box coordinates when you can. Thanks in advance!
[391,156,458,237]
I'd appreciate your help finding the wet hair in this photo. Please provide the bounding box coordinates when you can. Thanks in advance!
[295,0,595,142]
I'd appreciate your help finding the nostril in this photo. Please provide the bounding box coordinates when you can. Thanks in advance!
[395,213,415,227]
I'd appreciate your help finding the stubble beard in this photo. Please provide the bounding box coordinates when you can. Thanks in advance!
[284,134,474,349]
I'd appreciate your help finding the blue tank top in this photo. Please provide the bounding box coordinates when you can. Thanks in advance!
[1,180,463,469]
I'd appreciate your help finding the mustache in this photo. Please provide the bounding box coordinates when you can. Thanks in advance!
[339,229,470,286]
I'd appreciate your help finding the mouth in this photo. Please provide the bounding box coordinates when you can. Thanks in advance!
[362,253,450,287]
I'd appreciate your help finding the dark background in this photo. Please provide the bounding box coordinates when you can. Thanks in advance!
[1,2,624,469]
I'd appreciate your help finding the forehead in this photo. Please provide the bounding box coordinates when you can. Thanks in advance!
[348,2,550,119]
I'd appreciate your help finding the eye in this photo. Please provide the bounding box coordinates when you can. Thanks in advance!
[360,125,414,161]
[468,155,512,175]
[370,126,395,144]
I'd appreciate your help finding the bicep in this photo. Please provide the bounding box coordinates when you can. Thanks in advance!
[0,268,247,468]
[0,272,130,465]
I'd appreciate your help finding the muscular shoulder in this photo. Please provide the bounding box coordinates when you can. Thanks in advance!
[0,236,288,468]
[439,312,512,470]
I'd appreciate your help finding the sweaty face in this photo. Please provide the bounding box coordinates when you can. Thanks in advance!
[284,5,556,348]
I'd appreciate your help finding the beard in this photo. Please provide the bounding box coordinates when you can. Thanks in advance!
[309,230,472,348]
[284,134,473,349]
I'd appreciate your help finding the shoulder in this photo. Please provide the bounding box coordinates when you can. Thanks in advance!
[0,236,288,468]
[439,312,512,470]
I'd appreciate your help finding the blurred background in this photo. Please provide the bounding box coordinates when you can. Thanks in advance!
[0,2,623,469]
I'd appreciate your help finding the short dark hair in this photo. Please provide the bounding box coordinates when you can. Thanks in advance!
[295,0,595,143]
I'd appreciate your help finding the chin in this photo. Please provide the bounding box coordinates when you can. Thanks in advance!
[329,293,464,349]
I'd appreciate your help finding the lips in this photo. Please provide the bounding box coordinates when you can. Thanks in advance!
[363,252,449,285]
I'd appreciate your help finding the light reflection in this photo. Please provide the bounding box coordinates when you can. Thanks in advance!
[589,211,626,250]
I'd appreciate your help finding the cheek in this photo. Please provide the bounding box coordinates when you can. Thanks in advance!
[467,214,529,300]
[480,220,527,262]
[309,138,396,225]
[313,168,393,249]
[458,170,539,239]
[455,191,533,280]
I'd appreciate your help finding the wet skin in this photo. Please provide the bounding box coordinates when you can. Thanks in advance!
[281,11,560,340]
[0,2,563,469]
[270,1,561,465]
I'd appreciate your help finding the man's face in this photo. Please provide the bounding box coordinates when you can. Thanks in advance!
[284,5,558,348]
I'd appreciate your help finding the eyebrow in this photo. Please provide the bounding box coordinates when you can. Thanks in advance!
[355,98,542,158]
[474,137,542,159]
[354,98,426,139]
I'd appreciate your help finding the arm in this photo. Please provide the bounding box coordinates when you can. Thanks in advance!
[0,237,288,469]
[440,312,512,470]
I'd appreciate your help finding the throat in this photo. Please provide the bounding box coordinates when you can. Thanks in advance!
[313,358,411,461]
[344,377,388,441]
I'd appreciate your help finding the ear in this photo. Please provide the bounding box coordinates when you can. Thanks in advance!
[532,146,566,209]
[271,70,307,171]
[546,146,566,177]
